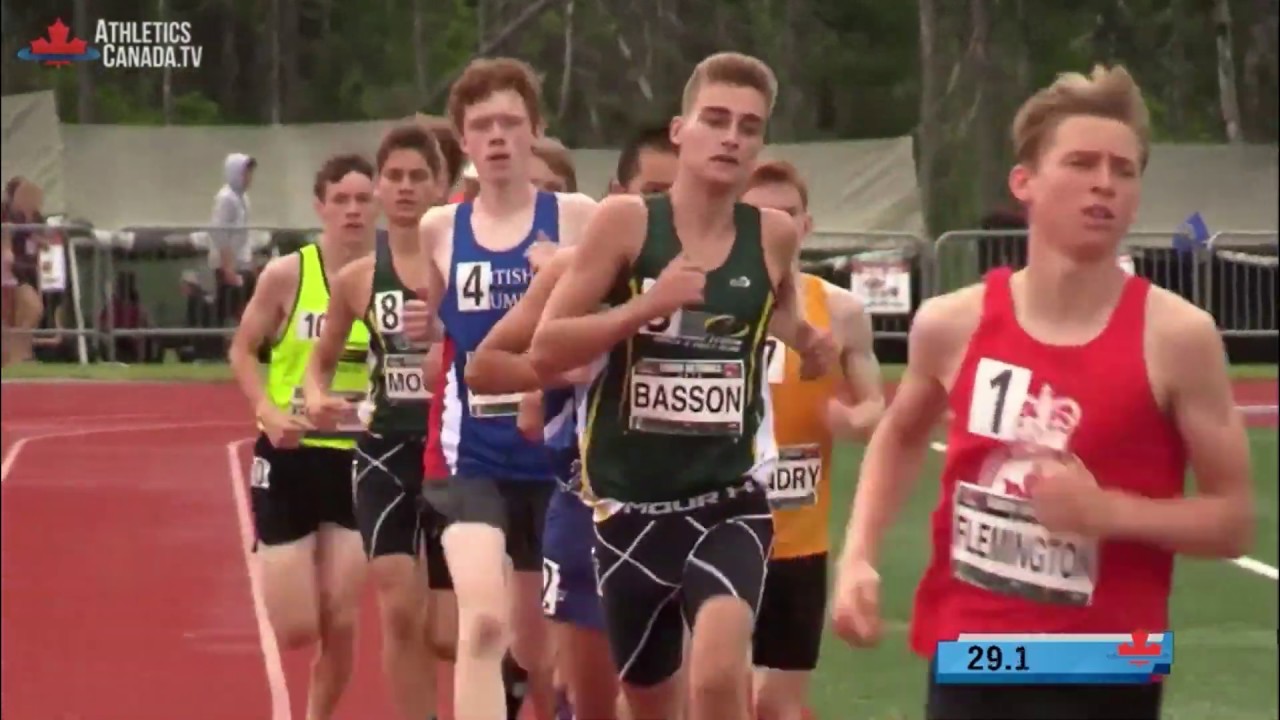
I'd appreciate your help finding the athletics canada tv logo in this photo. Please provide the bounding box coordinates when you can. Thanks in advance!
[16,19,100,67]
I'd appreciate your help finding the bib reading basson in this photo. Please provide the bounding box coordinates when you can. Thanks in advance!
[767,444,821,510]
[628,358,745,436]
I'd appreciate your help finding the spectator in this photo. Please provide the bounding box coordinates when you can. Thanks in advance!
[210,152,257,326]
[1,177,54,365]
[99,271,160,363]
[176,269,220,362]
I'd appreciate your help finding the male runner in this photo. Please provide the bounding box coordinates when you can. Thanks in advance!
[528,52,834,720]
[415,57,598,720]
[465,125,680,720]
[530,137,578,194]
[301,125,450,720]
[831,65,1254,720]
[227,154,379,720]
[740,160,885,720]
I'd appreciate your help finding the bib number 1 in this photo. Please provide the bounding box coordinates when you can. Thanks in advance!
[967,358,1032,441]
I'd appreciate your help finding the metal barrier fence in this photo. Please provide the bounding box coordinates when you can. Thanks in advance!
[2,221,1276,366]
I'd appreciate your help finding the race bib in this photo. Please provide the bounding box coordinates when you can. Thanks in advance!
[767,444,821,509]
[628,358,745,436]
[290,388,368,435]
[764,337,786,384]
[951,482,1097,606]
[468,390,523,418]
[542,558,562,615]
[384,353,429,401]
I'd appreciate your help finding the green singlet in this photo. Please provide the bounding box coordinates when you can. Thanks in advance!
[580,195,776,504]
[263,242,370,449]
[363,235,431,436]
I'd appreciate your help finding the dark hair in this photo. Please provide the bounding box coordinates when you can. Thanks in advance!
[615,125,675,186]
[312,154,375,200]
[376,124,443,179]
[418,120,466,188]
[980,207,1028,230]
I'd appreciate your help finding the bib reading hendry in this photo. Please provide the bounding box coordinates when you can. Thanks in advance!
[364,234,431,436]
[426,191,561,481]
[580,196,776,504]
[265,242,371,448]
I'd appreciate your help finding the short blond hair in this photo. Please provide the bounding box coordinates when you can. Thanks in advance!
[681,52,777,114]
[1013,64,1150,169]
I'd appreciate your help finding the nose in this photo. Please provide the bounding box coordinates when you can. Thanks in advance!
[1091,168,1117,197]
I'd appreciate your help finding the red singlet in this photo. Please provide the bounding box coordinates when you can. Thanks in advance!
[910,267,1186,657]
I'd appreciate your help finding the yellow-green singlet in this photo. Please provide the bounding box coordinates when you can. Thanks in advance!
[263,243,370,449]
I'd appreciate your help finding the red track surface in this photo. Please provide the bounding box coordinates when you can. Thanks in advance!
[1,378,1275,719]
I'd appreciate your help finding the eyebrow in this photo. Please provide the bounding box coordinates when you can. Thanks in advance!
[700,106,764,124]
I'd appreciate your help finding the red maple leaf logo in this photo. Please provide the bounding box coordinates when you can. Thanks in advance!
[1117,630,1162,666]
[29,19,87,67]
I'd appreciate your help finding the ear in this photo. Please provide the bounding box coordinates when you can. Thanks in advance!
[314,198,325,217]
[800,212,814,238]
[1008,163,1034,205]
[669,116,684,147]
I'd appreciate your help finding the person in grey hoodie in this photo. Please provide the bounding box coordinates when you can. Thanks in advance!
[210,152,257,325]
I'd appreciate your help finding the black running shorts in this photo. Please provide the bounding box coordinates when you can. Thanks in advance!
[753,552,828,671]
[250,434,357,547]
[420,476,553,572]
[354,434,453,590]
[593,479,774,687]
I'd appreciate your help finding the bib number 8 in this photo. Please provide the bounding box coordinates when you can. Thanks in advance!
[638,277,680,336]
[374,290,403,333]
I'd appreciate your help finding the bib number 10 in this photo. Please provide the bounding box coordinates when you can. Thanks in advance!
[297,311,326,340]
[967,358,1032,441]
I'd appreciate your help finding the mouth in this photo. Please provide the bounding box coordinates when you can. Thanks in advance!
[394,199,416,208]
[710,155,739,167]
[343,221,364,231]
[1082,204,1115,221]
[487,153,511,164]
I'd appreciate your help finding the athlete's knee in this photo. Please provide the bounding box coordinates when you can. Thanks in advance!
[754,673,808,720]
[373,558,427,640]
[688,597,753,702]
[275,618,322,650]
[458,607,509,660]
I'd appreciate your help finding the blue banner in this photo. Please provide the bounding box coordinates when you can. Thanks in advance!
[934,632,1173,685]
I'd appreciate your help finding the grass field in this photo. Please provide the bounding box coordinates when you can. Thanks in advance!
[4,361,1277,719]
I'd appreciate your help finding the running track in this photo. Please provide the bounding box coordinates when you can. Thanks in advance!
[1,379,1276,719]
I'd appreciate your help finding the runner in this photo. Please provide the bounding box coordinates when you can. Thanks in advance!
[530,137,578,194]
[300,125,450,720]
[465,124,680,720]
[740,160,886,720]
[527,52,835,720]
[227,154,379,720]
[831,65,1255,720]
[416,57,598,720]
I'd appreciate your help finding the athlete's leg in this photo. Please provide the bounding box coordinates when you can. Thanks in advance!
[752,554,827,720]
[9,282,41,363]
[542,486,619,719]
[681,484,774,720]
[355,437,436,719]
[305,447,367,720]
[595,508,692,720]
[250,438,323,649]
[430,477,513,720]
[506,482,557,720]
[423,506,458,715]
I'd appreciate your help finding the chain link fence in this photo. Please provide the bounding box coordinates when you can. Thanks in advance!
[3,222,1275,367]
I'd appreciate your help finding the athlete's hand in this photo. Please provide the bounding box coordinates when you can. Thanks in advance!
[305,392,353,432]
[1029,453,1108,537]
[516,391,544,442]
[402,298,441,344]
[525,238,558,274]
[825,396,879,441]
[831,557,883,648]
[643,254,705,317]
[258,404,312,449]
[796,323,838,379]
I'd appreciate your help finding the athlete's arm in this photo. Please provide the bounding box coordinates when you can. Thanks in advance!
[530,196,656,378]
[415,205,453,316]
[554,192,600,248]
[837,289,973,567]
[1095,301,1254,558]
[826,283,886,441]
[302,256,371,403]
[228,256,296,416]
[466,249,575,394]
[761,210,807,347]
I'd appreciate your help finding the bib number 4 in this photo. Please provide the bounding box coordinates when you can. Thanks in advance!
[456,262,491,312]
